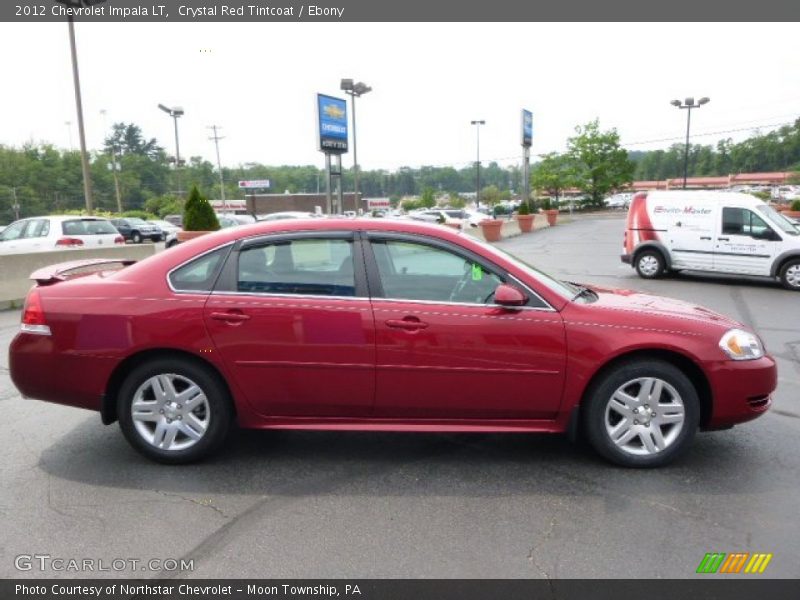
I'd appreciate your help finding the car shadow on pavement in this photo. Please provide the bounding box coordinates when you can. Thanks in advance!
[37,416,794,502]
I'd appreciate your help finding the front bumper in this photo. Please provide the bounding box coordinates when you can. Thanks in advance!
[705,355,777,428]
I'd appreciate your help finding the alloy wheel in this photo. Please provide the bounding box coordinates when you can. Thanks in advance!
[604,377,685,456]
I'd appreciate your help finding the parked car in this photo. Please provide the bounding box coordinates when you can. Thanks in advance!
[0,216,123,255]
[9,219,776,467]
[604,193,632,209]
[622,191,800,290]
[111,218,163,243]
[147,219,181,237]
[163,214,183,228]
[257,211,320,221]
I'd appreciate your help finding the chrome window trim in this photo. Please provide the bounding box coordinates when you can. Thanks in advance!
[210,291,368,302]
[166,242,235,294]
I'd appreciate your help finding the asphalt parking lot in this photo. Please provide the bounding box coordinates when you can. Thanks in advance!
[1,214,798,579]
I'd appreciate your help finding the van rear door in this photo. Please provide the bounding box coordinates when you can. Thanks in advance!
[714,207,780,276]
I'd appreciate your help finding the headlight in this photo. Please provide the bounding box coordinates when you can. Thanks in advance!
[719,329,764,361]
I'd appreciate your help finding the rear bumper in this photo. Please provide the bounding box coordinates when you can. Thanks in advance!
[620,253,632,265]
[705,356,777,428]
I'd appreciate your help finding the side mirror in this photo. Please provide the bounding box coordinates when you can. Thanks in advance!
[494,284,527,307]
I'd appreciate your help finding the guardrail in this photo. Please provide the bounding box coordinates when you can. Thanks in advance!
[0,245,157,308]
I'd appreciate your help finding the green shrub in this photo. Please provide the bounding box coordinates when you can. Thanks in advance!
[540,198,552,211]
[183,186,220,231]
[121,210,158,220]
[791,199,800,211]
[518,202,531,216]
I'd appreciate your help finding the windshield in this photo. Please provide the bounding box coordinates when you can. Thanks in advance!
[756,205,798,236]
[127,218,147,226]
[467,236,580,300]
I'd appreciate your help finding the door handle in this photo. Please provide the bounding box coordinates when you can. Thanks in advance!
[385,318,429,331]
[210,311,251,323]
[717,237,730,241]
[700,236,712,240]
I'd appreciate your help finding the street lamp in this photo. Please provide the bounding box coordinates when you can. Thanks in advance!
[340,78,372,209]
[470,120,486,209]
[158,104,185,197]
[671,96,710,189]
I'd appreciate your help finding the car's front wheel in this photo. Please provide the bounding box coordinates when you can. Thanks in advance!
[131,231,142,244]
[583,359,699,467]
[117,358,232,463]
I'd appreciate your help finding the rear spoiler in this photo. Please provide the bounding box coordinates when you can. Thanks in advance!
[29,258,137,286]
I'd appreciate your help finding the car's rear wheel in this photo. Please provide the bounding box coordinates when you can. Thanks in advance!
[583,359,699,467]
[635,250,666,279]
[117,358,232,463]
[132,231,142,244]
[778,259,800,291]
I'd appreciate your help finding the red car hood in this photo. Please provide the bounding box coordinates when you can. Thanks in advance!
[582,284,743,328]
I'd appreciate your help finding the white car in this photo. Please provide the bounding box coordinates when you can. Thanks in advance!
[257,211,320,221]
[147,219,182,236]
[0,216,123,255]
[604,193,632,209]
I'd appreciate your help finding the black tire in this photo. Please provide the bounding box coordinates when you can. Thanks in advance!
[166,239,179,249]
[132,231,142,244]
[634,249,666,279]
[583,359,700,468]
[117,358,232,464]
[778,258,800,291]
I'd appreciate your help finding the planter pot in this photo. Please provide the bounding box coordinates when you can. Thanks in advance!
[516,214,534,233]
[780,210,800,219]
[544,209,559,226]
[479,219,504,242]
[176,230,212,243]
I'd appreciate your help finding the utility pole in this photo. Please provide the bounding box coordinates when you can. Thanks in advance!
[100,109,123,212]
[12,187,20,221]
[66,15,94,214]
[208,125,226,202]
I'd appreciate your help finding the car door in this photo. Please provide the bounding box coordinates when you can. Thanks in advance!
[203,232,376,417]
[714,207,781,276]
[364,233,567,420]
[112,219,131,240]
[0,220,29,254]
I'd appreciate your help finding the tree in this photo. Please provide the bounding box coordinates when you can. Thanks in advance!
[481,185,501,206]
[420,187,436,208]
[183,185,220,231]
[531,152,575,202]
[567,119,635,206]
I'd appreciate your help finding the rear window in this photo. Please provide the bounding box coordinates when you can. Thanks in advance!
[62,219,118,236]
[169,246,229,292]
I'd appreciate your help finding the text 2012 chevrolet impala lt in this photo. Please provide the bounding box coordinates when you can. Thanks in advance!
[9,219,776,467]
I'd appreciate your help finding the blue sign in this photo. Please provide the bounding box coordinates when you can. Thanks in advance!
[317,94,349,154]
[522,109,533,147]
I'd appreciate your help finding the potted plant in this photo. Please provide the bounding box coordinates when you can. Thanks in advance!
[479,209,504,242]
[540,197,559,226]
[176,186,221,242]
[516,201,534,233]
[782,199,800,219]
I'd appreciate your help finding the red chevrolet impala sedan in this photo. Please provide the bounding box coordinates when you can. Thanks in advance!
[9,219,776,467]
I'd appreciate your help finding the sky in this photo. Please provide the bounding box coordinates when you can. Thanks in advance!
[1,22,799,172]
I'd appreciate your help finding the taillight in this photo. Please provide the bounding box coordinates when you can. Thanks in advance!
[21,290,51,336]
[114,235,125,245]
[56,237,84,247]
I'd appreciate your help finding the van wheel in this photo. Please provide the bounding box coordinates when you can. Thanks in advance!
[779,259,800,291]
[635,250,666,279]
[583,359,700,468]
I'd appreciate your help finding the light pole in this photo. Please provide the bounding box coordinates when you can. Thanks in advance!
[471,120,485,209]
[341,79,372,210]
[671,97,710,189]
[208,125,226,203]
[158,104,185,197]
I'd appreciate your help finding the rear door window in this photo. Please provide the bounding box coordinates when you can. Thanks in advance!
[62,219,118,236]
[169,247,229,292]
[237,238,357,297]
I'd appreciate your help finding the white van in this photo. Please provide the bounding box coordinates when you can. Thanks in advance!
[621,191,800,290]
